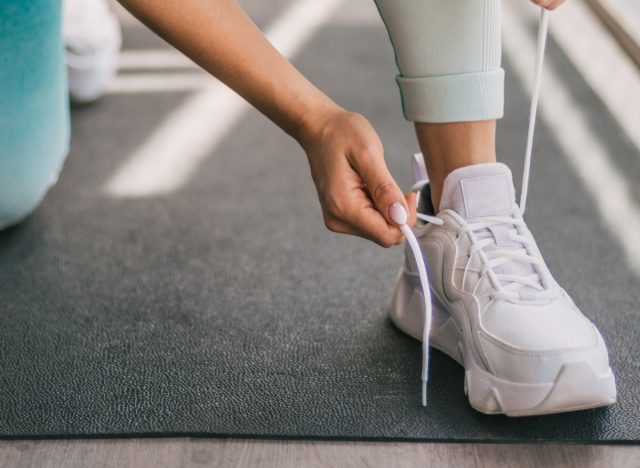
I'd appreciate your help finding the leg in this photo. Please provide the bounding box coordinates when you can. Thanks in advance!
[381,0,617,415]
[0,0,70,229]
[373,0,503,208]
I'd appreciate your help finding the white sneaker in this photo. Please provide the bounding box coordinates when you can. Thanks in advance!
[391,161,617,416]
[63,0,121,103]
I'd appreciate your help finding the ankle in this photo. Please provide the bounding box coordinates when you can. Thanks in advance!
[414,120,497,209]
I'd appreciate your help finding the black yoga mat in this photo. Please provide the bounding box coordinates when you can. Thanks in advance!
[1,8,639,442]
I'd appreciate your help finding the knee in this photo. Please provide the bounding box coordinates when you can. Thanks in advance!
[0,110,70,230]
[0,160,63,230]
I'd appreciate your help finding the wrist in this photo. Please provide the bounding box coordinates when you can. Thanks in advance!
[294,100,345,150]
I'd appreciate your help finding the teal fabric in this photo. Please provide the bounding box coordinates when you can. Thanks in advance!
[0,0,69,229]
[373,0,504,123]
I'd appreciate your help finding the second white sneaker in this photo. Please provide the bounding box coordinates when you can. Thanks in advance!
[63,0,122,103]
[391,161,616,416]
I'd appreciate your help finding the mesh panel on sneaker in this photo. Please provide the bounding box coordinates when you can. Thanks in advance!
[481,297,596,350]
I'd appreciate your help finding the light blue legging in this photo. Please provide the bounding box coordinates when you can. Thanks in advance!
[374,0,503,123]
[0,0,69,230]
[0,0,501,229]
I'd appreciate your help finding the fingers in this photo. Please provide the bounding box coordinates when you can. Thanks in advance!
[323,187,418,248]
[348,208,405,248]
[530,0,565,10]
[322,187,402,247]
[347,146,414,229]
[346,189,407,247]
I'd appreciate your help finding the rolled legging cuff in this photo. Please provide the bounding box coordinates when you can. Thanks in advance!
[396,68,505,123]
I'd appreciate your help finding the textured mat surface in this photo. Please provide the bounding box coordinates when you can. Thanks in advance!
[1,1,639,442]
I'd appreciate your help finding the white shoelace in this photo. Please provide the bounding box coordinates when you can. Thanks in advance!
[398,8,550,406]
[455,214,558,302]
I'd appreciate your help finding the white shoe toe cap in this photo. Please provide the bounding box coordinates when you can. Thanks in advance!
[477,321,611,384]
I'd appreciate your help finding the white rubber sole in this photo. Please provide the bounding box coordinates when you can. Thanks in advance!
[390,284,617,417]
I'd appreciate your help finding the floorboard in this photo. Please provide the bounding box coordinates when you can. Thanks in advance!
[1,439,638,468]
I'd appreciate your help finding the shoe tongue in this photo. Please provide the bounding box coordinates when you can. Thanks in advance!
[439,163,517,217]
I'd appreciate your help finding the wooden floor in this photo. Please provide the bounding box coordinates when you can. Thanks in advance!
[1,439,638,468]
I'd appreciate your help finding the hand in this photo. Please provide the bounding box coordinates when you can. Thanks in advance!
[530,0,566,10]
[299,109,416,247]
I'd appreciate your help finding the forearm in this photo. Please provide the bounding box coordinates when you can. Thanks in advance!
[118,0,340,141]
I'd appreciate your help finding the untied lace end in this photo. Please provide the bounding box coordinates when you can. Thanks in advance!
[400,223,432,407]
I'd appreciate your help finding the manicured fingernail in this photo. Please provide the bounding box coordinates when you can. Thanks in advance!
[389,202,408,225]
[415,189,421,207]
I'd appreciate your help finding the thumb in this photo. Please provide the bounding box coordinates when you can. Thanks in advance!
[349,148,409,226]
